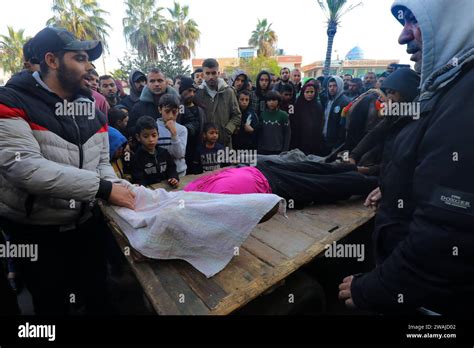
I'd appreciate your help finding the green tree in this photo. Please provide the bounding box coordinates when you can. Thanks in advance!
[166,1,200,60]
[123,0,168,62]
[0,26,29,74]
[46,0,111,52]
[116,46,190,80]
[318,0,362,76]
[248,19,278,57]
[237,56,281,82]
[109,67,130,82]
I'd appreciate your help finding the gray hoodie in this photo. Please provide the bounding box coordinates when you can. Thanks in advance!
[391,0,474,99]
[229,69,248,91]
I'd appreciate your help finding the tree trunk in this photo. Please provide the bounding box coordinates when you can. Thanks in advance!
[323,23,337,77]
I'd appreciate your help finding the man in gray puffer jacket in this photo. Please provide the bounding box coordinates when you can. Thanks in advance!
[0,27,135,315]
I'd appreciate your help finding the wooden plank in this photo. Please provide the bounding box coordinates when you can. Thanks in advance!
[150,173,207,191]
[291,207,341,232]
[211,209,375,315]
[101,180,375,315]
[250,217,317,258]
[174,260,229,310]
[278,210,336,240]
[210,248,276,314]
[149,261,211,315]
[211,247,272,294]
[103,215,184,315]
[241,235,289,267]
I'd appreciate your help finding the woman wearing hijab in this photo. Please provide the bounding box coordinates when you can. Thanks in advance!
[290,79,324,155]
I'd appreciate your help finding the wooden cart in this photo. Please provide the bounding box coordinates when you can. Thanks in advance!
[102,174,375,315]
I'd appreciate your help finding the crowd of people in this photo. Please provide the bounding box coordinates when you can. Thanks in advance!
[0,0,473,317]
[86,59,401,185]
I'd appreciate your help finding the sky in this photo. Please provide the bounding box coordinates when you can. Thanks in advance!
[0,0,412,75]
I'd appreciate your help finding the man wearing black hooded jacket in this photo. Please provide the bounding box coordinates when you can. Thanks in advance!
[121,70,146,111]
[339,0,474,316]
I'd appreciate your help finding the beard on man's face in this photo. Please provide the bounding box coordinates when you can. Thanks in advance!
[57,61,92,98]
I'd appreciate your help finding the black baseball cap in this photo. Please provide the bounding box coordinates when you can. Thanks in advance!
[23,39,40,64]
[30,27,103,63]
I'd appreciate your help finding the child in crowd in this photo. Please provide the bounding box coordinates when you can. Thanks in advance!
[251,70,272,116]
[232,90,259,150]
[193,122,225,173]
[156,94,188,177]
[178,77,204,173]
[290,80,324,155]
[257,90,291,155]
[279,83,295,114]
[108,126,129,179]
[131,116,179,187]
[108,108,129,136]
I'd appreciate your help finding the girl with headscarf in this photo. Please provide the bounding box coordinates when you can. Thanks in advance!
[290,79,324,155]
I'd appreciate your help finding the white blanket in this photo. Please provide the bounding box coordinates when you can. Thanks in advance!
[104,186,285,277]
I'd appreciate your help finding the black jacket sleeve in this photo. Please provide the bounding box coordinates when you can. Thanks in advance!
[179,106,200,137]
[165,151,179,181]
[345,96,372,151]
[130,151,145,185]
[351,83,474,315]
[350,118,391,163]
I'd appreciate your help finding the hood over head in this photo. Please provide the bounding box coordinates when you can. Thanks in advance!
[108,126,127,160]
[327,75,345,100]
[381,68,420,102]
[255,70,272,97]
[391,0,474,96]
[229,69,249,93]
[128,70,146,102]
[296,79,318,103]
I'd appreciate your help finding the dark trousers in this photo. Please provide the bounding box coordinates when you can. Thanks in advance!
[0,212,109,315]
[256,161,378,207]
[0,232,20,315]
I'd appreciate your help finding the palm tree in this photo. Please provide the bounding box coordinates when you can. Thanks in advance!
[0,26,29,74]
[318,0,362,76]
[46,0,111,52]
[166,1,200,60]
[123,0,168,62]
[248,19,278,57]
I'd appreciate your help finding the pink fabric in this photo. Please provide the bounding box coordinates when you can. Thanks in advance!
[184,167,272,194]
[92,90,110,118]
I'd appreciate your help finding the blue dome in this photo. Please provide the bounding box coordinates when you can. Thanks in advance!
[345,46,364,60]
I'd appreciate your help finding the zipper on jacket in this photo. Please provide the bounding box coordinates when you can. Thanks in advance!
[71,114,84,169]
[71,114,86,225]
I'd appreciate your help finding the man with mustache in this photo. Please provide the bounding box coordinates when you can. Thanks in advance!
[339,0,474,315]
[0,27,135,315]
[128,68,178,136]
[99,74,121,108]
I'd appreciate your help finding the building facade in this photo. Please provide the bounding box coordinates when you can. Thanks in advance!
[192,55,303,74]
[302,59,400,79]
